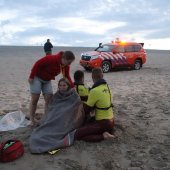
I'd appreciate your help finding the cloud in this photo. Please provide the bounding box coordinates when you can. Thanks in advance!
[145,38,170,50]
[53,17,126,35]
[0,9,18,21]
[0,0,170,49]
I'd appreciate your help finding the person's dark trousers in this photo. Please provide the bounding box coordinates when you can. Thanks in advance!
[74,119,114,142]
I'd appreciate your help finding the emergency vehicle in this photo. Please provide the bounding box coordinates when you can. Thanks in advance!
[80,39,147,73]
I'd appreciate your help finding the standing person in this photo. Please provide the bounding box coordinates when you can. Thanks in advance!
[73,70,89,102]
[74,67,115,142]
[28,51,75,126]
[44,39,53,55]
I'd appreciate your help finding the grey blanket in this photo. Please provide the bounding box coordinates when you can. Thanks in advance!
[29,89,84,153]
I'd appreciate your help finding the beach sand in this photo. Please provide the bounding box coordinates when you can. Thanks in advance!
[0,46,170,170]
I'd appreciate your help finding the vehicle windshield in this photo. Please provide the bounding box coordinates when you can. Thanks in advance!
[95,45,115,52]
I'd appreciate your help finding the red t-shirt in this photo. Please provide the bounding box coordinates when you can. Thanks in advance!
[29,51,74,87]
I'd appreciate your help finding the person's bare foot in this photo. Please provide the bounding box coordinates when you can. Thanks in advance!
[29,121,35,128]
[103,132,115,140]
[29,118,39,127]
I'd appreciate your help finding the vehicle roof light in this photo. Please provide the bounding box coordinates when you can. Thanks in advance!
[112,38,126,44]
[120,40,126,44]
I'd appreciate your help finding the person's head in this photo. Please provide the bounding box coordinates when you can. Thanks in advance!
[58,78,71,92]
[92,67,103,83]
[61,51,75,66]
[47,39,50,42]
[74,70,84,83]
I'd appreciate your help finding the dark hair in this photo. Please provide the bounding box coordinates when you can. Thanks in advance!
[58,78,71,90]
[74,70,84,81]
[92,67,103,80]
[62,51,75,61]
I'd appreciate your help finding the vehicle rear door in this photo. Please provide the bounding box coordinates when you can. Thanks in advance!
[133,44,145,61]
[124,45,136,65]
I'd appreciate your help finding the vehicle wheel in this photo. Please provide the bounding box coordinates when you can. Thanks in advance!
[133,60,141,70]
[102,61,111,73]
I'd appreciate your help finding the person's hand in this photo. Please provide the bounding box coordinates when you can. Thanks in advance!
[28,78,33,84]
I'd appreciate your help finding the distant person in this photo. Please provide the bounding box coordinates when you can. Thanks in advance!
[74,70,89,102]
[44,39,53,55]
[74,67,115,142]
[28,51,75,126]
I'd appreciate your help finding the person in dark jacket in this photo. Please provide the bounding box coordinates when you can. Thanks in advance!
[44,39,53,55]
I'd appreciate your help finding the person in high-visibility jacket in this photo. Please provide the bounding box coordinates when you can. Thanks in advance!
[74,70,89,102]
[74,67,115,142]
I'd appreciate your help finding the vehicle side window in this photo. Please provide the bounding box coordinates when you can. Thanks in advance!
[125,45,133,52]
[134,45,141,52]
[115,46,125,53]
[97,45,114,52]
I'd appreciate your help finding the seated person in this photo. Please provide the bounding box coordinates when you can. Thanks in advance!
[29,78,85,153]
[74,68,115,142]
[74,70,89,102]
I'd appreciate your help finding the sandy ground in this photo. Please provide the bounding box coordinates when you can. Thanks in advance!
[0,46,170,170]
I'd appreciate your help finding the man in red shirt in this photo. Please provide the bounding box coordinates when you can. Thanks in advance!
[28,51,75,126]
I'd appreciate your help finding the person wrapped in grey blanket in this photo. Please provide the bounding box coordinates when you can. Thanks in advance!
[29,78,85,153]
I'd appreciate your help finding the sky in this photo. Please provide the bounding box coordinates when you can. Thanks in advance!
[0,0,170,50]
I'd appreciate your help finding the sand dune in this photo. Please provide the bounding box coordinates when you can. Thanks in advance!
[0,46,170,169]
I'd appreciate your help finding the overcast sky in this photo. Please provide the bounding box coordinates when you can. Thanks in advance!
[0,0,170,49]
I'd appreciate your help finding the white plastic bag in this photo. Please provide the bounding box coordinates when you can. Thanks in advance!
[0,110,31,131]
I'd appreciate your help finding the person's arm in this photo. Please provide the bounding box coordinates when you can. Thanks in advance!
[50,43,53,48]
[80,96,88,101]
[29,56,51,79]
[85,89,98,111]
[64,65,74,88]
[83,103,94,115]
